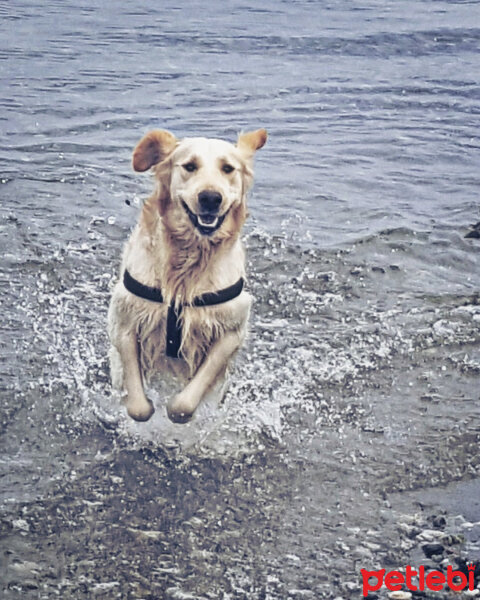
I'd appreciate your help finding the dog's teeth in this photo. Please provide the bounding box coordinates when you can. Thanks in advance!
[198,216,218,228]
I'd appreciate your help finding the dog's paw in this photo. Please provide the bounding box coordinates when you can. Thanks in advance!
[167,394,197,424]
[125,396,155,422]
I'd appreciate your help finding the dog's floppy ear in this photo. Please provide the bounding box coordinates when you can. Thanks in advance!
[132,130,177,172]
[237,129,267,157]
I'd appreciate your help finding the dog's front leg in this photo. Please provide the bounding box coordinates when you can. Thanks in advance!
[117,330,154,422]
[167,330,243,423]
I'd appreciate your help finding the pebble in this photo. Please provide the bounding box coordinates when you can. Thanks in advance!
[21,580,39,590]
[353,546,373,560]
[127,527,162,541]
[416,529,444,542]
[440,557,455,569]
[12,518,30,532]
[388,592,412,600]
[398,523,416,537]
[92,582,119,592]
[184,516,204,529]
[10,560,41,575]
[342,581,358,592]
[166,588,197,600]
[364,541,382,552]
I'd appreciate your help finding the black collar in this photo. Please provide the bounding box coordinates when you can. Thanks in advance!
[123,269,244,358]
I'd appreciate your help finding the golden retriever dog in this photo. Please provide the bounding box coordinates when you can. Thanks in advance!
[108,128,267,423]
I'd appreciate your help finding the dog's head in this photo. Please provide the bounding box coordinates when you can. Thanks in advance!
[132,129,267,242]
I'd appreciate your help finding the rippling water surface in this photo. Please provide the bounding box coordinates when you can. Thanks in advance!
[1,1,479,598]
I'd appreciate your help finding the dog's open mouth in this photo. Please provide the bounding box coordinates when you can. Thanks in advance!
[181,201,226,236]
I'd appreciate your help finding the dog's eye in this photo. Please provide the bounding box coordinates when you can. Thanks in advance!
[222,164,235,174]
[183,162,197,173]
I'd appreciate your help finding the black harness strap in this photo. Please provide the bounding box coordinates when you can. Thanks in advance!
[123,270,244,359]
[123,269,164,303]
[166,303,183,358]
[192,277,245,307]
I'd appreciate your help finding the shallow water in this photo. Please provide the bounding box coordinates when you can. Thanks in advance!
[1,1,479,598]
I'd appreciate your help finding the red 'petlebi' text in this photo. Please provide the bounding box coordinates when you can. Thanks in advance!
[361,564,476,596]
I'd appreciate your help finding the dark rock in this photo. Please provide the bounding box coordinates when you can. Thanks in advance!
[432,515,446,529]
[465,222,480,239]
[465,229,480,239]
[23,581,39,590]
[421,542,444,558]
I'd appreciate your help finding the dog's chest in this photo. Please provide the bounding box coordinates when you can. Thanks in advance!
[136,301,225,373]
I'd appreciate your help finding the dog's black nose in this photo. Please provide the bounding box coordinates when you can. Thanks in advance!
[198,190,222,213]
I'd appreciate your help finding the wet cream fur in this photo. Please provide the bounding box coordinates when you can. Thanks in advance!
[108,128,267,422]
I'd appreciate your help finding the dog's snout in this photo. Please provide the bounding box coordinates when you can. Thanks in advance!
[198,190,222,213]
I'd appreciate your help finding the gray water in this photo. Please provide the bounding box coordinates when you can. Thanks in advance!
[1,1,480,598]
